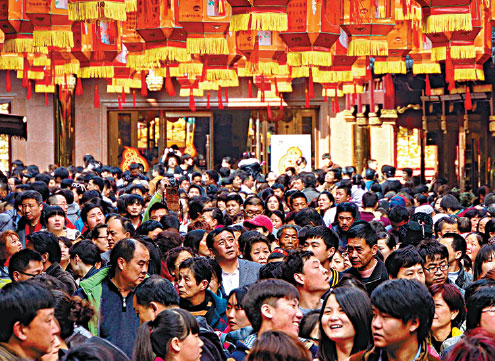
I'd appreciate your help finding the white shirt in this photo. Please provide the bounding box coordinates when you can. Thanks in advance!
[222,267,240,295]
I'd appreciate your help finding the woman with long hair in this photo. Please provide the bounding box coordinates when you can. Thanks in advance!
[246,330,311,361]
[473,244,495,281]
[317,191,335,226]
[0,230,22,278]
[318,287,373,361]
[132,308,203,361]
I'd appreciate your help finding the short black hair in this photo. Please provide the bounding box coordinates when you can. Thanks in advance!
[389,206,409,223]
[149,202,168,214]
[417,239,449,263]
[160,214,180,231]
[8,249,43,280]
[19,190,43,205]
[41,205,65,228]
[280,250,314,286]
[440,194,462,212]
[80,203,104,225]
[205,170,219,184]
[385,246,424,278]
[347,222,378,247]
[434,216,457,236]
[89,176,105,192]
[294,208,323,227]
[27,231,61,264]
[441,232,466,257]
[335,202,358,219]
[243,279,299,333]
[371,279,434,344]
[304,226,339,252]
[202,207,224,226]
[134,275,179,307]
[206,227,235,250]
[183,230,207,255]
[136,220,164,236]
[226,193,243,206]
[109,238,146,277]
[188,196,208,220]
[54,167,70,180]
[289,191,306,205]
[362,192,378,208]
[0,281,55,342]
[69,240,101,266]
[178,257,212,286]
[465,284,495,330]
[125,193,145,207]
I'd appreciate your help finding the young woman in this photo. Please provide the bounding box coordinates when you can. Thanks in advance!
[330,247,351,272]
[317,191,335,226]
[222,286,252,352]
[132,308,203,361]
[0,230,22,278]
[247,330,312,361]
[318,287,373,361]
[42,205,80,241]
[264,195,284,214]
[465,232,485,265]
[473,244,495,280]
[429,283,465,354]
[58,237,72,271]
[183,230,210,257]
[268,210,285,235]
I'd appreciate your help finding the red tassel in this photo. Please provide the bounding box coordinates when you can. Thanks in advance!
[267,103,272,120]
[369,79,374,112]
[207,92,211,109]
[225,88,229,103]
[335,94,339,113]
[133,90,136,106]
[261,76,266,103]
[22,63,28,88]
[94,84,100,108]
[218,86,224,109]
[274,78,279,97]
[121,88,126,104]
[309,69,314,98]
[425,74,431,96]
[75,77,83,96]
[331,95,335,113]
[141,71,148,97]
[201,58,208,82]
[45,92,49,106]
[324,88,328,103]
[280,95,283,110]
[248,78,253,98]
[446,50,455,92]
[366,56,372,82]
[352,83,357,105]
[189,88,196,112]
[305,79,310,108]
[26,80,31,100]
[165,66,175,96]
[465,86,472,111]
[118,95,122,110]
[5,70,11,92]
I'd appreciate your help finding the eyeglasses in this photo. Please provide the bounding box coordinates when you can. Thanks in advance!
[482,308,495,314]
[424,264,449,273]
[245,210,263,217]
[18,270,44,278]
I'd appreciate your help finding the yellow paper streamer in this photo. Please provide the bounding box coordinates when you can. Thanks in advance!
[33,30,74,48]
[374,61,406,74]
[347,38,388,56]
[423,13,472,34]
[186,37,229,55]
[412,62,441,74]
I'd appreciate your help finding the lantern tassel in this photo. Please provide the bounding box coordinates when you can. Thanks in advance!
[218,86,224,109]
[335,94,339,113]
[94,84,100,108]
[248,78,253,98]
[425,74,431,96]
[133,90,136,106]
[141,71,148,97]
[465,86,472,111]
[305,79,310,108]
[26,80,32,100]
[5,70,11,92]
[75,77,83,96]
[207,92,211,109]
[118,95,122,110]
[189,88,196,112]
[121,88,126,104]
[267,103,272,120]
[45,92,49,106]
[309,68,314,98]
[225,88,229,103]
[324,88,328,103]
[280,95,283,110]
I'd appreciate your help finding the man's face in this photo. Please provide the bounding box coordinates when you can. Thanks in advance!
[396,264,425,285]
[226,200,242,217]
[439,223,459,237]
[20,308,60,360]
[188,187,201,198]
[132,294,164,325]
[14,260,43,282]
[48,179,57,192]
[273,188,284,199]
[51,195,68,215]
[439,237,460,266]
[87,179,99,192]
[303,237,334,267]
[279,228,299,251]
[347,237,377,271]
[150,208,168,222]
[107,218,129,248]
[324,172,335,184]
[178,268,205,301]
[265,297,303,337]
[423,255,448,287]
[120,243,150,288]
[291,196,308,212]
[402,171,409,181]
[21,198,43,223]
[334,189,349,204]
[244,176,254,189]
[372,306,418,350]
[130,168,140,177]
[192,176,202,186]
[244,204,263,220]
[93,227,110,253]
[127,202,143,218]
[211,231,237,262]
[204,174,214,186]
[180,180,190,191]
[292,179,304,191]
[299,256,330,293]
[337,212,354,232]
[86,207,105,230]
[202,211,217,230]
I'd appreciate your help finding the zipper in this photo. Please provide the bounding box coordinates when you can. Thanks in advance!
[122,296,127,312]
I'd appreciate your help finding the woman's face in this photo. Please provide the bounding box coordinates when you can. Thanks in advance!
[471,216,480,232]
[168,157,178,168]
[377,238,394,261]
[250,242,270,265]
[330,251,347,272]
[174,251,193,280]
[270,213,283,230]
[481,252,495,278]
[47,214,65,232]
[466,234,481,263]
[5,235,22,257]
[432,293,456,332]
[59,241,70,263]
[233,176,242,188]
[480,306,495,336]
[434,198,443,212]
[267,197,280,212]
[478,218,491,234]
[321,294,356,343]
[227,294,251,331]
[178,332,203,361]
[318,194,333,212]
[198,233,210,257]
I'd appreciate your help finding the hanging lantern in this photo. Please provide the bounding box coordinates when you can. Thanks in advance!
[0,0,35,54]
[136,0,181,43]
[68,0,126,22]
[227,0,289,33]
[122,9,145,53]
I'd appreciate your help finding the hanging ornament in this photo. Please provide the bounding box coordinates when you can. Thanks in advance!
[118,95,122,110]
[5,70,11,92]
[189,88,196,112]
[267,102,272,120]
[75,77,83,96]
[165,66,175,97]
[248,78,253,98]
[141,71,148,97]
[305,78,310,108]
[133,90,136,107]
[218,86,224,109]
[309,68,314,98]
[45,92,49,106]
[207,92,211,109]
[94,84,100,108]
[26,80,32,100]
[280,95,283,110]
[225,88,229,103]
[334,94,339,113]
[465,86,472,111]
[425,74,431,96]
[121,88,126,104]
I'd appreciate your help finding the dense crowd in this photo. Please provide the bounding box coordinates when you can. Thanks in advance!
[0,151,494,361]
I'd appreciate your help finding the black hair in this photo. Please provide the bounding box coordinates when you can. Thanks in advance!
[441,232,467,257]
[8,249,43,280]
[89,176,105,192]
[69,240,101,266]
[149,202,168,215]
[318,287,373,361]
[188,196,208,220]
[109,238,146,278]
[304,226,339,252]
[154,231,183,258]
[165,246,194,277]
[129,184,147,196]
[280,250,314,286]
[335,202,358,219]
[183,230,207,255]
[125,193,145,207]
[336,184,351,197]
[41,205,66,228]
[240,231,271,261]
[385,246,424,278]
[226,193,244,206]
[80,203,104,225]
[228,286,250,308]
[362,192,379,208]
[53,290,94,339]
[134,275,179,307]
[465,285,495,330]
[294,208,323,227]
[259,261,283,280]
[440,194,462,212]
[205,170,220,184]
[242,279,299,333]
[202,207,224,226]
[434,216,458,236]
[389,206,409,223]
[473,244,495,281]
[30,181,49,201]
[377,231,396,249]
[136,220,164,236]
[27,231,61,264]
[0,281,55,342]
[19,190,43,205]
[160,214,180,231]
[417,239,449,263]
[178,257,212,286]
[347,222,378,247]
[208,258,223,286]
[206,227,235,250]
[371,279,434,344]
[289,191,307,206]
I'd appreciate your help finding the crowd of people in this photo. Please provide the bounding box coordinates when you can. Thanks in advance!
[0,151,495,361]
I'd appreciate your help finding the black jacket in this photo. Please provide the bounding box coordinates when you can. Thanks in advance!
[344,258,389,295]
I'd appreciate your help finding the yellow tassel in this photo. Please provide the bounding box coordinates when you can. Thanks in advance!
[301,51,332,67]
[0,56,24,70]
[206,69,237,81]
[423,13,472,34]
[347,38,388,56]
[278,65,289,75]
[179,63,203,76]
[179,88,203,97]
[312,68,353,82]
[229,14,250,32]
[17,70,44,80]
[450,45,475,59]
[33,30,74,48]
[431,47,447,61]
[322,88,343,97]
[343,84,363,94]
[33,46,48,54]
[69,1,126,21]
[186,38,229,55]
[33,56,50,67]
[215,79,239,87]
[245,61,279,75]
[144,46,190,63]
[79,66,114,78]
[114,78,140,88]
[291,67,309,78]
[395,6,421,21]
[107,84,130,93]
[4,38,34,53]
[454,68,484,81]
[55,62,80,75]
[412,62,441,74]
[155,67,181,77]
[352,66,366,78]
[199,82,219,91]
[126,54,158,69]
[251,12,288,31]
[125,0,136,12]
[374,61,406,74]
[104,1,127,21]
[287,52,302,67]
[35,84,55,93]
[276,82,292,92]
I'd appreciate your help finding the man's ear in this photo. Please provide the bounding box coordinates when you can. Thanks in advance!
[260,304,273,320]
[12,321,28,341]
[125,232,130,238]
[12,271,20,282]
[408,318,420,334]
[199,280,209,291]
[117,257,126,270]
[327,247,336,260]
[371,244,379,256]
[454,250,462,261]
[293,273,305,287]
[41,252,49,264]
